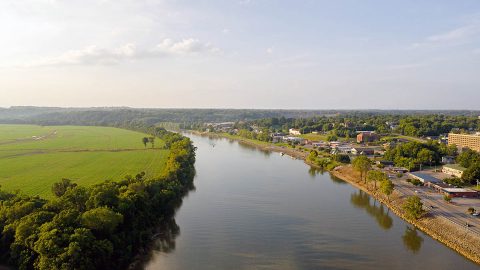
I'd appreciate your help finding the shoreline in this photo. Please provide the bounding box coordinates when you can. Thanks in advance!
[190,130,480,265]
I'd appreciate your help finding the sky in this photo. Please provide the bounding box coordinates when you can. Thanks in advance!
[0,0,479,110]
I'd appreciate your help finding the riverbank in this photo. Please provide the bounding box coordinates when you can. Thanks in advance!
[188,131,309,160]
[331,166,480,265]
[191,131,480,265]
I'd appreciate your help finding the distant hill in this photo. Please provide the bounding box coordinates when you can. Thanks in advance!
[0,106,479,126]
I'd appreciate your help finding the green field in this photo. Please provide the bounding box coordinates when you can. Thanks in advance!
[0,125,169,198]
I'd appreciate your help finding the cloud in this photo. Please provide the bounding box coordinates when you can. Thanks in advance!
[266,47,274,54]
[411,23,480,48]
[26,38,220,67]
[152,38,221,55]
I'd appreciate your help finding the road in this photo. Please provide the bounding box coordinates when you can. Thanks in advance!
[392,176,480,235]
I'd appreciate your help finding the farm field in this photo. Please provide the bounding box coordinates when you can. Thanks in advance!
[0,125,169,198]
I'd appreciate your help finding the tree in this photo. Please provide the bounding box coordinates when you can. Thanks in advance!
[307,150,318,162]
[81,207,124,234]
[148,137,155,148]
[443,194,452,203]
[51,178,77,197]
[334,154,351,164]
[380,179,394,201]
[462,163,480,185]
[367,170,387,190]
[403,196,425,220]
[142,137,149,148]
[352,156,371,183]
[417,148,434,165]
[457,149,480,168]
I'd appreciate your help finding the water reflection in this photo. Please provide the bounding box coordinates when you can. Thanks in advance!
[402,226,424,254]
[235,140,272,157]
[329,174,348,185]
[130,178,196,269]
[151,217,180,253]
[350,190,393,230]
[308,166,324,178]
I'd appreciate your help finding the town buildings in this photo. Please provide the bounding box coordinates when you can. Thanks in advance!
[442,188,478,198]
[356,131,380,143]
[448,133,480,152]
[442,164,466,178]
[289,128,301,136]
[351,147,375,156]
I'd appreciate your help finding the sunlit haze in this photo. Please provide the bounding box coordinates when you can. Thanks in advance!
[1,0,479,109]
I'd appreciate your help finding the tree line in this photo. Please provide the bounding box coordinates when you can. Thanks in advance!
[230,114,479,138]
[0,128,196,270]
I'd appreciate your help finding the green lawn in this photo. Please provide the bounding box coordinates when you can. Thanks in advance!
[382,134,427,143]
[299,133,328,141]
[0,125,169,198]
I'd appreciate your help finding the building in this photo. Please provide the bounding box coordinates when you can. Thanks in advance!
[390,167,409,173]
[312,141,328,148]
[442,164,466,178]
[329,141,342,148]
[377,160,394,167]
[441,156,455,164]
[442,188,478,198]
[448,133,480,152]
[284,136,305,144]
[289,128,301,136]
[408,172,442,185]
[356,131,380,143]
[382,142,396,149]
[351,147,375,156]
[271,136,284,143]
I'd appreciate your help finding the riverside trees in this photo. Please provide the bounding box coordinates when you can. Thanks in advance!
[353,156,371,183]
[366,170,394,200]
[0,130,196,270]
[403,196,425,220]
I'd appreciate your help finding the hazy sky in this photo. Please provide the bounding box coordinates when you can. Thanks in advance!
[1,0,479,109]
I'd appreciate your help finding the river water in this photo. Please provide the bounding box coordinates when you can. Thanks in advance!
[143,134,478,270]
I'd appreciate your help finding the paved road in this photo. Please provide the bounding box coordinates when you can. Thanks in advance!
[392,177,480,235]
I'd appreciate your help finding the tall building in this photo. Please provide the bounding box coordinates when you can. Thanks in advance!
[448,133,480,152]
[356,131,379,143]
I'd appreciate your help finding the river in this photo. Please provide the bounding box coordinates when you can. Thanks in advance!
[143,133,478,269]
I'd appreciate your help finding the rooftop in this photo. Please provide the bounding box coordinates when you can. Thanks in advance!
[443,188,478,193]
[443,164,467,171]
[409,172,442,183]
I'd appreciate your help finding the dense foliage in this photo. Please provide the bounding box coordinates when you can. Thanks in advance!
[383,141,457,171]
[403,196,425,220]
[1,107,478,137]
[0,129,196,270]
[235,114,479,138]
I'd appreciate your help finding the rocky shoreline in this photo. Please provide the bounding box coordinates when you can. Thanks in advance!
[191,131,480,265]
[331,166,480,265]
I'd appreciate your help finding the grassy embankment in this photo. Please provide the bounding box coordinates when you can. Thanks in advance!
[0,125,169,198]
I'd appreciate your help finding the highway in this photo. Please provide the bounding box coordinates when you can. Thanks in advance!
[392,177,480,235]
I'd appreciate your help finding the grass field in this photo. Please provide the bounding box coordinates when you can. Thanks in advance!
[0,125,169,198]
